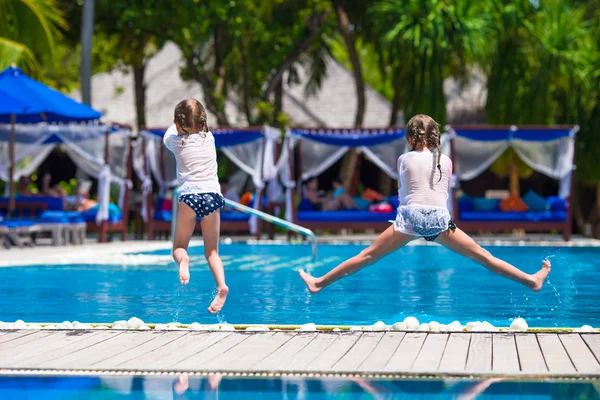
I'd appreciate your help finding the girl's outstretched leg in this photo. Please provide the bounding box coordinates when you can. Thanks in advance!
[201,210,228,313]
[299,226,413,294]
[435,227,550,291]
[173,202,198,285]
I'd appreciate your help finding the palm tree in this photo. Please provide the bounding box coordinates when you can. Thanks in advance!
[367,0,492,125]
[486,0,596,199]
[0,0,66,72]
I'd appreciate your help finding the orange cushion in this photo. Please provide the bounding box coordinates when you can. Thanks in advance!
[362,188,384,202]
[499,195,529,212]
[240,192,253,206]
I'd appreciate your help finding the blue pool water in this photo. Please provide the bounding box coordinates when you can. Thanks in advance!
[0,243,599,327]
[0,376,598,399]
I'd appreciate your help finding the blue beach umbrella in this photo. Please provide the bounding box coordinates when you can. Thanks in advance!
[0,66,102,216]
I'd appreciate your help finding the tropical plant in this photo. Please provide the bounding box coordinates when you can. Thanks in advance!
[0,0,66,72]
[367,0,492,126]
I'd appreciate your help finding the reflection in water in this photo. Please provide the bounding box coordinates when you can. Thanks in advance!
[0,376,599,399]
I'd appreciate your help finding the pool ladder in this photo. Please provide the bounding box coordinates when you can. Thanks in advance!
[172,189,317,260]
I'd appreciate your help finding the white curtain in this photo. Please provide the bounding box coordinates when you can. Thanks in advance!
[447,127,578,198]
[0,123,132,224]
[133,138,153,222]
[360,138,409,180]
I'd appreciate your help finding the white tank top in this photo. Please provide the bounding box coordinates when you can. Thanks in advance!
[163,124,221,196]
[397,149,452,208]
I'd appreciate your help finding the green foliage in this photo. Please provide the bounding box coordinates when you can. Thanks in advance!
[0,0,66,74]
[367,0,492,125]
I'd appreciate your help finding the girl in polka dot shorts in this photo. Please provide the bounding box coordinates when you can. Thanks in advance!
[163,98,228,314]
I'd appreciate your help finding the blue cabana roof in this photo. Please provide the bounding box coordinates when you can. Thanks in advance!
[140,127,264,148]
[451,126,578,142]
[291,128,405,147]
[0,67,102,123]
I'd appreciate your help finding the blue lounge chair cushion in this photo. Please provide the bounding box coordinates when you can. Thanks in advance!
[547,196,567,212]
[153,210,249,222]
[298,211,396,223]
[460,211,567,222]
[154,210,172,222]
[387,196,400,210]
[40,211,86,223]
[221,211,250,221]
[81,203,123,223]
[458,196,475,212]
[473,198,500,212]
[522,190,548,211]
[0,220,36,228]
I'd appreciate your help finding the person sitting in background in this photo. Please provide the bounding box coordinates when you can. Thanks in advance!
[304,178,358,211]
[221,178,240,211]
[40,173,66,198]
[16,176,37,197]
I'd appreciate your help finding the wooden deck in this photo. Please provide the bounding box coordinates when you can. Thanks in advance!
[1,330,600,378]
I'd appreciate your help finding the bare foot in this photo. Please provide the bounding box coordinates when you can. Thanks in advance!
[179,256,190,285]
[530,260,551,292]
[299,270,321,294]
[173,374,189,394]
[208,285,229,314]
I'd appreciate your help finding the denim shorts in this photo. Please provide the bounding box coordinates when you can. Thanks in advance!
[178,192,224,219]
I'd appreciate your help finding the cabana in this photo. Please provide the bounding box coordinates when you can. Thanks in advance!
[447,125,578,241]
[287,127,409,232]
[0,66,133,243]
[135,126,283,239]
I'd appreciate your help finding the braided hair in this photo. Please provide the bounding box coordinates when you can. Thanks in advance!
[406,114,443,182]
[173,98,209,142]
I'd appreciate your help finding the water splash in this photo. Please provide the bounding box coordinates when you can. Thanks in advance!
[172,285,183,323]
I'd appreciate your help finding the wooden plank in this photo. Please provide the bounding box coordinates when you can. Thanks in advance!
[384,333,427,372]
[359,332,405,371]
[581,334,600,364]
[0,331,56,355]
[118,332,223,369]
[438,333,471,373]
[254,332,318,370]
[92,331,190,368]
[0,330,40,346]
[38,331,156,369]
[465,333,492,373]
[282,333,339,371]
[305,332,363,371]
[492,333,519,373]
[202,332,294,371]
[536,334,575,374]
[332,332,383,371]
[515,334,547,373]
[134,332,231,370]
[559,334,600,373]
[173,332,254,370]
[412,334,449,372]
[2,331,120,367]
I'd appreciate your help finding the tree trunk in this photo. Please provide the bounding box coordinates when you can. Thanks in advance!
[185,55,230,126]
[509,152,520,197]
[572,182,588,236]
[272,75,283,127]
[262,10,330,101]
[339,150,359,192]
[133,63,147,132]
[332,0,365,127]
[80,0,95,106]
[239,39,253,125]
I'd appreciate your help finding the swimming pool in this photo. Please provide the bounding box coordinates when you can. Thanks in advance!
[0,243,598,327]
[0,375,598,399]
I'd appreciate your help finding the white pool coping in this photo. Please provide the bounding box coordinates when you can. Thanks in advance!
[0,234,598,267]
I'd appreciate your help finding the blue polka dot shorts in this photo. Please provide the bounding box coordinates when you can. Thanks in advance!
[178,192,225,219]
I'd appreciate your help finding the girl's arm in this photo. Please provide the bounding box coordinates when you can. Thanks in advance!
[163,124,178,151]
